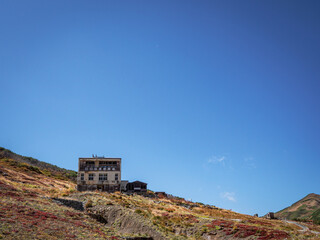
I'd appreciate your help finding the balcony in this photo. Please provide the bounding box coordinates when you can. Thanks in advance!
[79,165,120,171]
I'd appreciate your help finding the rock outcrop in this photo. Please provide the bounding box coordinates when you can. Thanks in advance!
[86,204,167,240]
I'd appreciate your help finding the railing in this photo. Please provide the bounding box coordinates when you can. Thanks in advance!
[79,166,120,171]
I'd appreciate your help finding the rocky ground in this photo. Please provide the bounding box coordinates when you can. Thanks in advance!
[1,156,320,239]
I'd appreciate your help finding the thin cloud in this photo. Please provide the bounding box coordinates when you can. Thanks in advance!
[244,157,256,169]
[221,192,236,202]
[208,156,226,164]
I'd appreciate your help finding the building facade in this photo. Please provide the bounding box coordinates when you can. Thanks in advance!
[77,156,121,192]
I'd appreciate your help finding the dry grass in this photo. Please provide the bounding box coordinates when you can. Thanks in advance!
[1,158,320,239]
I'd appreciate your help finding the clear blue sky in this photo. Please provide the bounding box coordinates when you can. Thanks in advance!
[1,0,320,216]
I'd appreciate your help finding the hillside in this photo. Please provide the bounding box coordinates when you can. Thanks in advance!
[276,193,320,224]
[0,147,77,182]
[1,148,320,239]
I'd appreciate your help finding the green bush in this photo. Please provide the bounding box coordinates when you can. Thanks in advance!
[135,209,143,214]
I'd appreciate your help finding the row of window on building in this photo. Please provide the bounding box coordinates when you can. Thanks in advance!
[84,167,117,171]
[85,161,118,166]
[80,173,119,181]
[84,167,116,171]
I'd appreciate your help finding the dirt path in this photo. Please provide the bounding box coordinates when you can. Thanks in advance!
[284,220,320,235]
[284,220,308,231]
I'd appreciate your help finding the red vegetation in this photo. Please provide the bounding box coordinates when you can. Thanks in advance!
[0,180,17,191]
[0,199,108,239]
[207,219,290,240]
[246,219,273,227]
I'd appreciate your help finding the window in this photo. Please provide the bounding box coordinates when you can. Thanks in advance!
[80,173,84,181]
[89,173,94,181]
[106,161,117,165]
[115,174,118,181]
[99,161,107,166]
[86,161,95,165]
[99,173,107,181]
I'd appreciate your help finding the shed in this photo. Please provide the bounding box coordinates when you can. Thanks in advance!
[126,181,147,193]
[266,212,275,219]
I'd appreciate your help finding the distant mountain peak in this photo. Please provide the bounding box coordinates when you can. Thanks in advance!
[276,193,320,224]
[306,193,319,198]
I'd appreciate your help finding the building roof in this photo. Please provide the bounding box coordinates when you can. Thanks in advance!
[79,157,121,160]
[129,181,147,185]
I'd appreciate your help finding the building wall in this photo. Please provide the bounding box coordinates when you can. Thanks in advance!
[77,171,121,184]
[77,157,121,192]
[120,180,128,191]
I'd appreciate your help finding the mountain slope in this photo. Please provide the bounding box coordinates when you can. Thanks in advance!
[0,147,77,182]
[0,155,118,239]
[1,148,320,239]
[276,193,320,223]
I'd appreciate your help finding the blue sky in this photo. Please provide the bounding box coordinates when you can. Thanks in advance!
[1,0,320,215]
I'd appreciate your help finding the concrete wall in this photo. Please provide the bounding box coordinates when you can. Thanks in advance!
[77,171,121,185]
[77,157,122,192]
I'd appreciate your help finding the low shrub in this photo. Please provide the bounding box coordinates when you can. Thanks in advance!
[85,200,93,208]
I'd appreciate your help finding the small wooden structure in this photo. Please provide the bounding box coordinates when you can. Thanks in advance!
[126,181,147,193]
